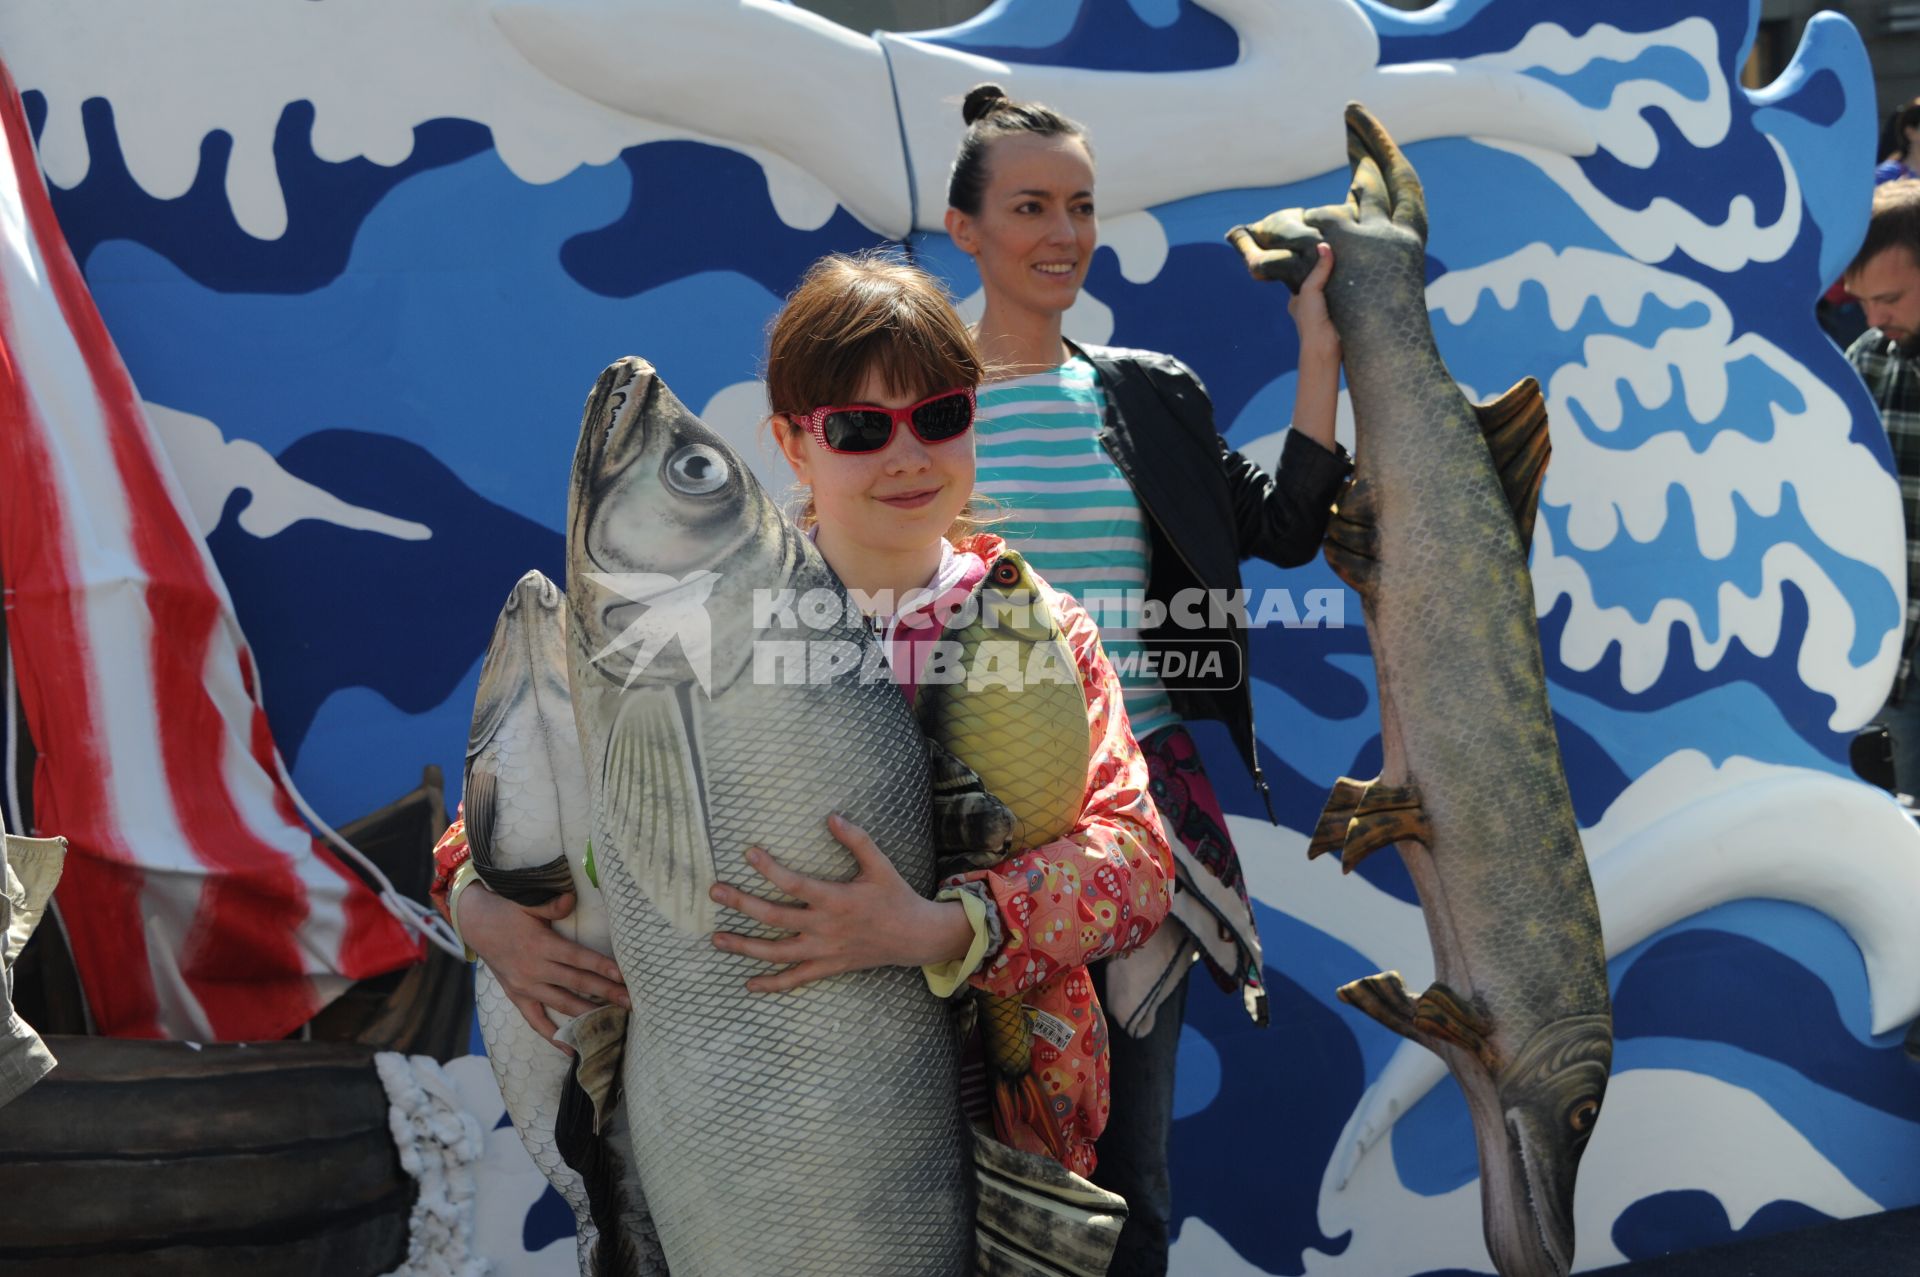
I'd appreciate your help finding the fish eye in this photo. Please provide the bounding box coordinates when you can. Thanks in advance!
[1568,1098,1599,1133]
[665,443,729,496]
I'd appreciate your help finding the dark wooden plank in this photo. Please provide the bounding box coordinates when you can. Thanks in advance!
[0,1186,413,1276]
[0,1130,407,1250]
[29,1035,382,1081]
[0,1063,391,1157]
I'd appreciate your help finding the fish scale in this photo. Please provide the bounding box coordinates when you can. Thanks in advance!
[585,672,973,1276]
[567,357,973,1275]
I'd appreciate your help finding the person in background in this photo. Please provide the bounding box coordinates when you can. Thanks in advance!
[1823,98,1920,348]
[1878,98,1920,185]
[941,84,1351,1274]
[1844,179,1920,798]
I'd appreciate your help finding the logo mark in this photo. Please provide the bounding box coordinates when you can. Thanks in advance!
[586,571,721,692]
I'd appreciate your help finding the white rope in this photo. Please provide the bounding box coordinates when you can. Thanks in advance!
[272,755,468,961]
[243,646,468,961]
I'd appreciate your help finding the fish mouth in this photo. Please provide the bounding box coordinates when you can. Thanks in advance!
[1509,1112,1574,1277]
[507,569,564,613]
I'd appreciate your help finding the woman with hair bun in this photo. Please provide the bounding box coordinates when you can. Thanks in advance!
[943,82,1351,1276]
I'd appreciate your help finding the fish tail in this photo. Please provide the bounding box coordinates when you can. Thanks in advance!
[556,1068,647,1276]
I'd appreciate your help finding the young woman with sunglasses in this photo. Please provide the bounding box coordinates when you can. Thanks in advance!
[942,85,1352,1274]
[429,251,1174,1179]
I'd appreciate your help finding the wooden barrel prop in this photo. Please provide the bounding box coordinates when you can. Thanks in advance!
[0,1037,413,1276]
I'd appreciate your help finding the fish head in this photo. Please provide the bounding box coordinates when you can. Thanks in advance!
[1480,1013,1612,1277]
[470,570,570,761]
[566,357,789,693]
[1224,103,1429,329]
[966,551,1055,645]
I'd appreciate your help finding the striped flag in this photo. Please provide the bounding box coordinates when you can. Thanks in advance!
[0,58,423,1040]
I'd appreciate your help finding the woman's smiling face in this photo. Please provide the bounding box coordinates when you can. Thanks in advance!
[950,132,1098,320]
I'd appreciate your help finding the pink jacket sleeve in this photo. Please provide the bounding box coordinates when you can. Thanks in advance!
[945,586,1175,997]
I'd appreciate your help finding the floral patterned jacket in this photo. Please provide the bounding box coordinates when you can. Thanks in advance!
[430,533,1173,1176]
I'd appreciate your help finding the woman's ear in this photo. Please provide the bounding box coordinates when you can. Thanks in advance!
[944,206,977,256]
[772,415,812,482]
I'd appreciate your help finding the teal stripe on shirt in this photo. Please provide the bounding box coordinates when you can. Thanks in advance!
[975,355,1178,740]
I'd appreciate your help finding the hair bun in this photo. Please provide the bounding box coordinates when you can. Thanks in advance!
[962,83,1010,126]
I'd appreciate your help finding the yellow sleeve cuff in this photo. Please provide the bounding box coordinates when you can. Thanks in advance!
[446,861,483,963]
[922,888,992,999]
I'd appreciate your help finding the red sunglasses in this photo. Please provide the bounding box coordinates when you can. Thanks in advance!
[789,386,977,455]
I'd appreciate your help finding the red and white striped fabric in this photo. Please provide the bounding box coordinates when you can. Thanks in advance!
[0,59,422,1040]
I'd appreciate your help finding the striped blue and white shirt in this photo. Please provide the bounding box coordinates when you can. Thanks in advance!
[974,354,1178,740]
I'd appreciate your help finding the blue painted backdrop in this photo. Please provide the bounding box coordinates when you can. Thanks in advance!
[7,0,1916,1271]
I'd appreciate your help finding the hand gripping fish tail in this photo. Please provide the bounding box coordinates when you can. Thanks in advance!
[1231,105,1612,1277]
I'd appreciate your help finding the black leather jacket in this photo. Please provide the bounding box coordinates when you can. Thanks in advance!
[1076,342,1353,818]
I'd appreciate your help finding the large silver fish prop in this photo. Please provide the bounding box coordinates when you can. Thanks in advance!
[564,357,972,1276]
[1228,106,1612,1277]
[464,568,663,1276]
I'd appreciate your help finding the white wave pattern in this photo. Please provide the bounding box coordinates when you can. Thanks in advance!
[1323,752,1920,1188]
[0,0,857,238]
[147,402,431,542]
[1169,1065,1880,1275]
[1429,244,1902,727]
[4,0,1615,245]
[955,282,1116,345]
[1458,18,1804,269]
[440,1054,577,1276]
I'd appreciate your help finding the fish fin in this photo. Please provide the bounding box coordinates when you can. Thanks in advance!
[1413,982,1501,1071]
[602,686,715,934]
[1337,971,1420,1042]
[1310,777,1430,871]
[466,757,579,905]
[1308,776,1370,860]
[1323,477,1381,593]
[1473,378,1551,552]
[473,853,577,908]
[1340,782,1431,873]
[554,1038,647,1277]
[554,1004,629,1134]
[463,766,500,869]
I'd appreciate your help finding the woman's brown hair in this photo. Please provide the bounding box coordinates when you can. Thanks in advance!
[765,250,996,536]
[947,82,1091,216]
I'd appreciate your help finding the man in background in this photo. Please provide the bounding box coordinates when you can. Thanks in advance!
[1845,179,1920,803]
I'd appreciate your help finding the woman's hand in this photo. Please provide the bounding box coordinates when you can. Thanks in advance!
[1287,242,1341,453]
[458,884,630,1051]
[709,813,976,993]
[1287,241,1340,359]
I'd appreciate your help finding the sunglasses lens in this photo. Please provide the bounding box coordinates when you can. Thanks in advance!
[821,409,895,453]
[912,392,974,442]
